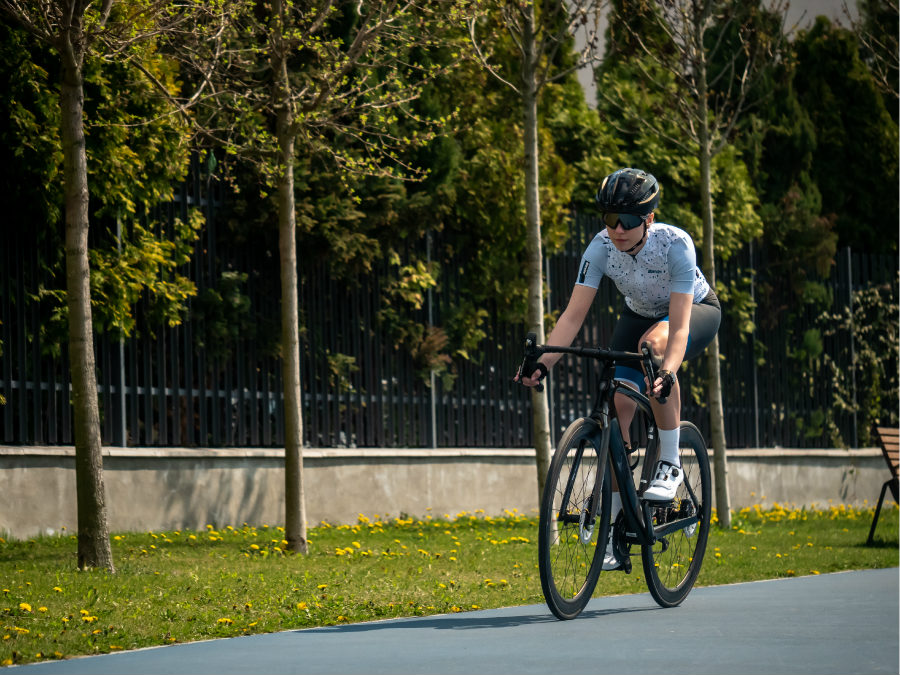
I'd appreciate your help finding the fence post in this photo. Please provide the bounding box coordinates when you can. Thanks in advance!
[845,247,858,448]
[545,254,555,448]
[112,215,127,447]
[750,240,760,448]
[427,230,437,448]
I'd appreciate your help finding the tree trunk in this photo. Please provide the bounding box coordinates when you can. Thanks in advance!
[273,0,308,554]
[59,16,115,572]
[695,22,731,529]
[522,4,552,503]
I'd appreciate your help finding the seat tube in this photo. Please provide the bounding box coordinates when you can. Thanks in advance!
[609,418,647,537]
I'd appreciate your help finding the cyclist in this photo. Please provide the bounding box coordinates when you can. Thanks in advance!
[516,167,721,569]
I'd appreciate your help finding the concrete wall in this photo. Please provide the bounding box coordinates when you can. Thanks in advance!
[0,446,889,540]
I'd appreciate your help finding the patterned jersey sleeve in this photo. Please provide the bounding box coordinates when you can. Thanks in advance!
[667,236,697,295]
[574,235,608,289]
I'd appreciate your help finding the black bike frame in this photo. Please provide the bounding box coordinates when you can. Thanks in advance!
[529,344,701,549]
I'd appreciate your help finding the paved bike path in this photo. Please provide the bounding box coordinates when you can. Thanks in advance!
[16,567,899,675]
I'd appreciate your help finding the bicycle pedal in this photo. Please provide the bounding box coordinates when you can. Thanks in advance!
[621,556,632,574]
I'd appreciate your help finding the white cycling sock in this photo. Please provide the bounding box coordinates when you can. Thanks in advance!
[610,491,622,522]
[658,427,680,467]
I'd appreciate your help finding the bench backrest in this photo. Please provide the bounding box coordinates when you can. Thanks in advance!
[874,426,899,479]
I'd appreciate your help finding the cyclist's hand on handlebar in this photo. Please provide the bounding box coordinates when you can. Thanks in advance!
[646,370,677,401]
[515,362,548,388]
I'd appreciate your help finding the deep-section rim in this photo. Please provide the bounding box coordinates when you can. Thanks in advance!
[538,417,610,620]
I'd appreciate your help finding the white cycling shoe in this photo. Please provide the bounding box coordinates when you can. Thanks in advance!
[643,460,684,501]
[602,526,621,570]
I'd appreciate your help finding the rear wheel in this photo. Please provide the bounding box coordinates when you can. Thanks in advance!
[641,422,711,607]
[538,417,611,620]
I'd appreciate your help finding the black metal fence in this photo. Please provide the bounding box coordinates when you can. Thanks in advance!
[2,190,896,450]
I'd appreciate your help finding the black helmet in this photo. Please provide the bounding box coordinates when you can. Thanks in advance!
[595,168,660,215]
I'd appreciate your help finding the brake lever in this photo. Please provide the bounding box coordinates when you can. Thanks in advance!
[641,342,666,404]
[519,332,544,393]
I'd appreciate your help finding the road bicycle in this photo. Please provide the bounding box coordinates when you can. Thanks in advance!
[518,333,712,620]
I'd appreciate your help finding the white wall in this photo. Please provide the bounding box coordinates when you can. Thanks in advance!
[0,446,887,540]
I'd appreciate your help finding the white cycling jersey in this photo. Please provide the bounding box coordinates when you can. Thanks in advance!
[575,222,711,318]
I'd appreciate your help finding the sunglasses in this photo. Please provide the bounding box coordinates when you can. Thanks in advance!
[602,212,647,231]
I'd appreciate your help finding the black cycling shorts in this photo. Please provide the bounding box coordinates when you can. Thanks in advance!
[611,289,721,392]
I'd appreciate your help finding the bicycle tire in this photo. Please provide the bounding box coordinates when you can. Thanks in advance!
[538,417,611,620]
[641,421,711,608]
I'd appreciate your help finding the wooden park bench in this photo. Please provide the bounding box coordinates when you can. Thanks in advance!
[866,425,899,545]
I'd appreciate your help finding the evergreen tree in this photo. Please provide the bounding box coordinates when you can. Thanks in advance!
[793,16,898,253]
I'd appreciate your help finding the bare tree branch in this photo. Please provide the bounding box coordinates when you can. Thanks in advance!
[467,15,522,93]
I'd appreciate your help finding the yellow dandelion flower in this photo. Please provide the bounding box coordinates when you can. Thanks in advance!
[38,607,48,613]
[1,659,11,667]
[296,602,308,610]
[19,602,32,612]
[53,587,63,593]
[317,584,328,590]
[216,617,233,625]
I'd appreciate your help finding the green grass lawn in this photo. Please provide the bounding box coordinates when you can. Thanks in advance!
[2,503,897,667]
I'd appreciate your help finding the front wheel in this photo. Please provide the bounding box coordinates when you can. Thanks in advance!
[538,418,611,620]
[641,422,711,608]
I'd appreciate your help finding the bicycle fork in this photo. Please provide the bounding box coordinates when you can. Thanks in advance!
[555,422,609,545]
